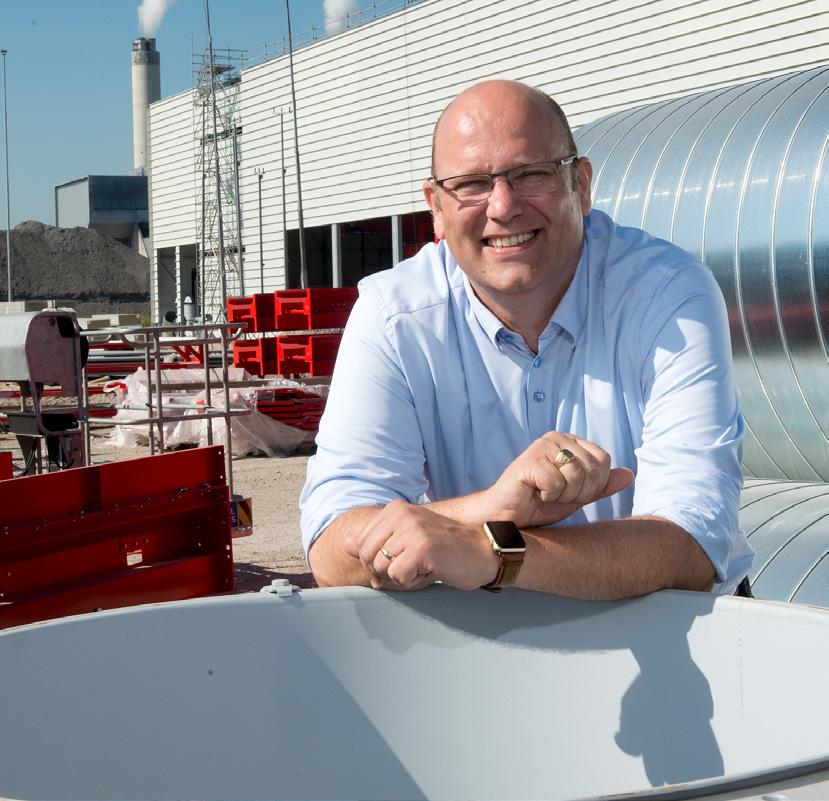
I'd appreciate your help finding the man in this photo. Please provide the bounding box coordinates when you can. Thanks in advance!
[300,80,753,598]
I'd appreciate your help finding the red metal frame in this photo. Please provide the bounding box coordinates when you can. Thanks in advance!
[0,446,234,630]
[227,293,277,333]
[232,337,278,377]
[255,387,326,431]
[277,333,343,377]
[274,288,358,331]
[172,343,205,364]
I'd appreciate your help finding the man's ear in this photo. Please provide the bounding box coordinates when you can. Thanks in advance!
[576,157,593,216]
[423,179,445,240]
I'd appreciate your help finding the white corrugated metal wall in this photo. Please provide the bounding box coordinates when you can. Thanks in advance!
[148,0,829,319]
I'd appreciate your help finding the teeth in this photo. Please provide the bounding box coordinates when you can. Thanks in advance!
[486,231,535,248]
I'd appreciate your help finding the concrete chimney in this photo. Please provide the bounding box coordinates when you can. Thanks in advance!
[131,38,161,171]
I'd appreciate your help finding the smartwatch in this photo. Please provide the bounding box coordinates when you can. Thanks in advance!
[480,521,526,592]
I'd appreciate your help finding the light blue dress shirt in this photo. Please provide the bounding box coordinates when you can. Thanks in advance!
[300,209,754,593]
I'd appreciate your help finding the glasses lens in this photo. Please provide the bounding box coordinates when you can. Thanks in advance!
[509,164,560,197]
[441,175,491,201]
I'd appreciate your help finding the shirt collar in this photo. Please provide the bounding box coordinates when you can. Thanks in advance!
[461,272,506,345]
[460,232,590,348]
[545,233,589,346]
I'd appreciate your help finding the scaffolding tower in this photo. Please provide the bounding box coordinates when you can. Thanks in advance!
[193,47,247,321]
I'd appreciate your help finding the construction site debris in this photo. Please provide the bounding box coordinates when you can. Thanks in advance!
[108,367,321,457]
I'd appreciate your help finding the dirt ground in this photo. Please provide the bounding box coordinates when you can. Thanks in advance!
[0,425,314,595]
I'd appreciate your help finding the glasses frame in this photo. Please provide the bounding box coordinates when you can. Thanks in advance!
[430,155,580,203]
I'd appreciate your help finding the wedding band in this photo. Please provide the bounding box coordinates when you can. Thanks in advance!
[380,546,395,561]
[554,448,576,468]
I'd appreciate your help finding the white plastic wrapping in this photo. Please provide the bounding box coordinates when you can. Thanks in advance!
[108,368,320,457]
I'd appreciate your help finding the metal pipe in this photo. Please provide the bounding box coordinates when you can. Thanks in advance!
[143,336,155,456]
[1,49,11,301]
[284,0,308,289]
[232,122,244,296]
[153,333,165,451]
[203,329,214,446]
[255,168,265,293]
[219,325,233,497]
[280,109,287,278]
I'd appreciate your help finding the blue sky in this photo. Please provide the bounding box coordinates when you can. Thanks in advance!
[0,0,343,227]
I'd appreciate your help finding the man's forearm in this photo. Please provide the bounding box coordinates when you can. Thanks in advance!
[515,516,716,600]
[307,507,382,587]
[309,493,489,587]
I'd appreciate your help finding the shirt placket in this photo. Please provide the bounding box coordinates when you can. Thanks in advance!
[525,337,559,441]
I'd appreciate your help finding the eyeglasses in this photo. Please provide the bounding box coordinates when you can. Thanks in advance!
[431,156,579,204]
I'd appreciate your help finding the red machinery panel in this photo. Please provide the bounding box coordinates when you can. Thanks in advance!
[0,446,234,630]
[0,451,12,481]
[232,337,278,378]
[227,293,276,333]
[277,333,342,377]
[274,288,358,330]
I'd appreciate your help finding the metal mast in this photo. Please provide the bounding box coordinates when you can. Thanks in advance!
[284,0,308,289]
[194,2,245,320]
[1,49,11,301]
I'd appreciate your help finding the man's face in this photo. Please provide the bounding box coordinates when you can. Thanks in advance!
[423,84,592,308]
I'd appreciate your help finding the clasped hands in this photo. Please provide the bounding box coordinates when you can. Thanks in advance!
[342,432,635,591]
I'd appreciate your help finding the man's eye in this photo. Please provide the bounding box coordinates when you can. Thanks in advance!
[513,168,555,184]
[449,177,490,194]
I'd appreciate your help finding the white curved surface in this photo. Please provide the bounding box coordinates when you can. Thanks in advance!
[0,587,828,800]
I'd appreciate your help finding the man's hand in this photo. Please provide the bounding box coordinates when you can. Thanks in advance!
[343,501,498,591]
[478,432,634,528]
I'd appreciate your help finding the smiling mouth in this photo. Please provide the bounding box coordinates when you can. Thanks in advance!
[483,230,537,248]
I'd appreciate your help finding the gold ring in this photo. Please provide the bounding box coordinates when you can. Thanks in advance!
[554,448,576,468]
[380,546,395,561]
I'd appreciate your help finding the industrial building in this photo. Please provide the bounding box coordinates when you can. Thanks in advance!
[54,174,149,253]
[52,38,161,256]
[146,0,828,323]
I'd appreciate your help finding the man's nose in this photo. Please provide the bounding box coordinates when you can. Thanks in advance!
[486,175,522,219]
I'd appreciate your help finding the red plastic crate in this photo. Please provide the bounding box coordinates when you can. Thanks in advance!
[232,337,278,377]
[274,288,358,330]
[277,333,342,377]
[227,293,276,333]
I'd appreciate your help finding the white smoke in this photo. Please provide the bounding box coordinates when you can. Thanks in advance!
[137,0,176,37]
[324,0,359,33]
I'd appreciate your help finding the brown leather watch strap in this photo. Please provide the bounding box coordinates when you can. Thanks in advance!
[481,551,525,593]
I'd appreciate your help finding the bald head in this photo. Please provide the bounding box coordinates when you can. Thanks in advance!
[430,80,577,178]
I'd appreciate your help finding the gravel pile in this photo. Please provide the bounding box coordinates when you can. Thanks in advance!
[0,221,150,317]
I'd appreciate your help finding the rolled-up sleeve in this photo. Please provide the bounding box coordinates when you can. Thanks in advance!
[299,283,429,557]
[631,264,753,592]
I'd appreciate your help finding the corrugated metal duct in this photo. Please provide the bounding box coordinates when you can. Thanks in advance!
[575,66,829,483]
[740,479,829,604]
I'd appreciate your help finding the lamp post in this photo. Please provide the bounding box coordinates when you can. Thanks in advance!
[1,49,11,302]
[284,0,308,290]
[254,168,265,293]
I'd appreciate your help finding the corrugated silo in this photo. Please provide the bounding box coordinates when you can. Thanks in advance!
[575,66,829,484]
[131,37,161,171]
[574,67,829,604]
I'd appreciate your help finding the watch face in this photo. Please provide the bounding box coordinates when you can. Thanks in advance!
[485,521,526,551]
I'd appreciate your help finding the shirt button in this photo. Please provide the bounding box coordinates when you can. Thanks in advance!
[533,357,543,368]
[533,391,545,402]
[503,333,513,341]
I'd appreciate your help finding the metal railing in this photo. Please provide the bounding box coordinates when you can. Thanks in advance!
[84,322,250,498]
